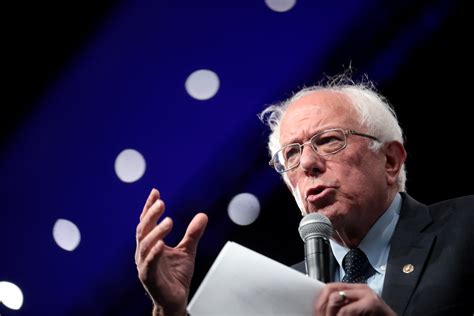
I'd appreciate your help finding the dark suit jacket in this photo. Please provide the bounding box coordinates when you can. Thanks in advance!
[293,193,474,315]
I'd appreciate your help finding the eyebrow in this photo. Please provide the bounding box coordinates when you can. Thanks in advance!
[281,126,339,146]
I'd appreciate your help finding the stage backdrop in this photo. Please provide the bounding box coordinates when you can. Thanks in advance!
[1,0,470,315]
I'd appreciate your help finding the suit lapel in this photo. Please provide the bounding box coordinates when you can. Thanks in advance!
[382,193,435,315]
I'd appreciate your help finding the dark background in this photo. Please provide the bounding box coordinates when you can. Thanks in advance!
[2,0,471,314]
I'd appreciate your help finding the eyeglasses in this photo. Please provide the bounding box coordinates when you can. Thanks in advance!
[269,128,380,173]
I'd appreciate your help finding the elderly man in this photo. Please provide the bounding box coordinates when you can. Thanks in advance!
[135,79,473,315]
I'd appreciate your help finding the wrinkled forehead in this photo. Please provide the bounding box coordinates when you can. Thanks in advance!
[280,91,361,140]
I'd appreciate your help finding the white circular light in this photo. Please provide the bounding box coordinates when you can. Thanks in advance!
[265,0,297,12]
[0,281,24,310]
[227,193,261,226]
[114,149,146,183]
[53,219,81,251]
[185,69,220,100]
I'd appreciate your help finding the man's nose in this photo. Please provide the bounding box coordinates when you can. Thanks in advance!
[299,144,325,175]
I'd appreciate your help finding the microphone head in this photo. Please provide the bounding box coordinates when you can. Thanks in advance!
[298,213,333,241]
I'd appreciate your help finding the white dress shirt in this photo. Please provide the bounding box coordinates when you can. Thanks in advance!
[330,193,402,295]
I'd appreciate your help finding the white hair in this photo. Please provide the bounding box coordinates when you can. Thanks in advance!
[259,77,407,191]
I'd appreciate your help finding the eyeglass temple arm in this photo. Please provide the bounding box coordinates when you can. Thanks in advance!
[347,130,380,142]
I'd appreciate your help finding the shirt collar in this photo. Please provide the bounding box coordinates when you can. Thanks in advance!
[330,193,402,274]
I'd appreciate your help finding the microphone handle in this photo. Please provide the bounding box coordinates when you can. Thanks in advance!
[305,237,331,282]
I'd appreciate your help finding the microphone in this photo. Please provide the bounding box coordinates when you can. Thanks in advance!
[298,213,333,282]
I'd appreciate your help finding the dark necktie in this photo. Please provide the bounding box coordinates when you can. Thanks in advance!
[341,248,375,283]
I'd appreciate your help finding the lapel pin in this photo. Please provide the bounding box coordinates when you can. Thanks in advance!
[402,264,414,274]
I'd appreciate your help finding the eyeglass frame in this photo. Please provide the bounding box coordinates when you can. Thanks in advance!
[269,128,381,173]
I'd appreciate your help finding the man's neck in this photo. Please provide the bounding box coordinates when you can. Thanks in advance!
[333,190,398,248]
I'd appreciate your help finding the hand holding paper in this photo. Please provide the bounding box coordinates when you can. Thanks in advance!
[188,241,325,315]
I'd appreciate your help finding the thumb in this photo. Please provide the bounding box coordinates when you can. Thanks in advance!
[178,213,208,255]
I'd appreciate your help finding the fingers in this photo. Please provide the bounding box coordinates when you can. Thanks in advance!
[315,283,344,314]
[315,283,394,316]
[138,238,165,276]
[136,197,166,243]
[178,213,208,255]
[140,188,160,221]
[138,217,174,263]
[136,189,166,264]
[315,283,364,316]
[325,290,349,316]
[336,289,395,316]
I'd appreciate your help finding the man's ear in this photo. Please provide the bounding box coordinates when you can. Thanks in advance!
[384,141,407,186]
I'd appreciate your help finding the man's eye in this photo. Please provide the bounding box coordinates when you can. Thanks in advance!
[284,147,299,160]
[315,135,341,145]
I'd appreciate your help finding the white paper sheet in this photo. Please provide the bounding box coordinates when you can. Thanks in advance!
[187,241,325,315]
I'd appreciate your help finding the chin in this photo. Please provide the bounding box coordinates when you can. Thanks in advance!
[307,197,334,213]
[309,204,343,226]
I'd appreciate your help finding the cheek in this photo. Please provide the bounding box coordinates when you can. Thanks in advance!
[286,171,302,191]
[286,172,309,215]
[291,184,307,215]
[337,155,385,192]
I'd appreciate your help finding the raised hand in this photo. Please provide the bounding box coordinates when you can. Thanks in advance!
[135,188,208,316]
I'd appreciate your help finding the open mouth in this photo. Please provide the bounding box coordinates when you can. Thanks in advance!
[305,186,335,203]
[306,186,327,198]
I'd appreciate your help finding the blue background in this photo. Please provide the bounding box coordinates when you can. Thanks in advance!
[2,0,471,314]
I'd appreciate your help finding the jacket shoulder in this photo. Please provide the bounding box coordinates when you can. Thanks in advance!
[424,195,474,232]
[428,195,474,218]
